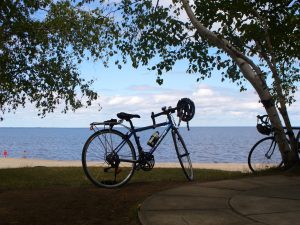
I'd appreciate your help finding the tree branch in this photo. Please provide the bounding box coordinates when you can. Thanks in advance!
[252,9,277,70]
[180,0,223,49]
[181,0,269,88]
[104,0,142,17]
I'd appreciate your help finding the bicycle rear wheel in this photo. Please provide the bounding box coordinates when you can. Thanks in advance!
[82,129,136,188]
[172,129,193,181]
[248,136,283,173]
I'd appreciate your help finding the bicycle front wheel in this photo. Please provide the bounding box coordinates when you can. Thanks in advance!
[82,129,136,188]
[248,136,283,173]
[296,131,300,154]
[172,129,193,181]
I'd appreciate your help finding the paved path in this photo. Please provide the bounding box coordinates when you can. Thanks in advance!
[138,175,300,225]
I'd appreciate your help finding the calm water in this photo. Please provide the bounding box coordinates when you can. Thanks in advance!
[0,127,265,163]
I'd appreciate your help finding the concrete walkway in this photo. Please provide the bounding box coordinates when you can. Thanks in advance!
[138,175,300,225]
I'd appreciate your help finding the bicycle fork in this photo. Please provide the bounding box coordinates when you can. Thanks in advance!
[265,140,276,159]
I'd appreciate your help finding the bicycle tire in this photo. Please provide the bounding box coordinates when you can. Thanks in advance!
[82,129,136,188]
[172,129,193,181]
[248,136,283,173]
[296,131,300,154]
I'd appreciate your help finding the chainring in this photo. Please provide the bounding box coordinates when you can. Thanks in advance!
[140,152,155,171]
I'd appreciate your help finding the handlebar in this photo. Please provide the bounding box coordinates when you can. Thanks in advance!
[151,106,178,127]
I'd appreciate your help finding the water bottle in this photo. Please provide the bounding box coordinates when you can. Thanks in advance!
[147,131,160,147]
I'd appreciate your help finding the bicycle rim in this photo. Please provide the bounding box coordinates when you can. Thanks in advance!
[82,129,136,188]
[172,129,193,181]
[297,131,300,153]
[248,137,283,172]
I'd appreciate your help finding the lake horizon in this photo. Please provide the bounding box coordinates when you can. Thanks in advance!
[0,127,264,163]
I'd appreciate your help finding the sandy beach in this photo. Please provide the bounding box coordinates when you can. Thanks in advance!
[0,158,249,172]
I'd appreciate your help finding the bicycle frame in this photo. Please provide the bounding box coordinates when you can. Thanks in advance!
[266,127,300,157]
[112,113,176,164]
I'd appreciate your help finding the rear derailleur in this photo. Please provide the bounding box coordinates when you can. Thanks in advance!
[104,152,121,174]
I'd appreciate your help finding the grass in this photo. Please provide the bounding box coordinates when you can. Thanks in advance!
[0,167,89,189]
[253,163,300,176]
[0,167,245,190]
[131,167,247,182]
[2,166,298,225]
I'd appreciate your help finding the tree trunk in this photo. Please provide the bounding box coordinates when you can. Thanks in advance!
[180,0,299,167]
[271,68,299,163]
[234,58,297,168]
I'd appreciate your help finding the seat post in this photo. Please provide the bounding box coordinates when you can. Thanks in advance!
[127,119,143,152]
[128,119,135,130]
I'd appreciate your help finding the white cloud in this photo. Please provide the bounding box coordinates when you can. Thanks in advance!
[192,87,214,97]
[2,84,299,127]
[89,84,299,127]
[229,111,243,116]
[91,84,264,126]
[107,95,143,106]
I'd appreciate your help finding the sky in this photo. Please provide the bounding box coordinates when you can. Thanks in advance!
[1,58,300,128]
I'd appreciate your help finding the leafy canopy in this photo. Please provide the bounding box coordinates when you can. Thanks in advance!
[109,0,299,101]
[1,0,299,120]
[0,0,117,120]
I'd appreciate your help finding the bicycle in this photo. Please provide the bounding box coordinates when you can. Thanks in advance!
[248,115,300,172]
[82,98,195,188]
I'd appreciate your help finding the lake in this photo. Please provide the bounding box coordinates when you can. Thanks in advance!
[0,127,265,163]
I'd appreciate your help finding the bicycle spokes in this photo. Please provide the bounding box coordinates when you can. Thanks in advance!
[82,129,136,188]
[248,137,283,172]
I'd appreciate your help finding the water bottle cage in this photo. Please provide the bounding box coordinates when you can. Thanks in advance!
[147,132,160,147]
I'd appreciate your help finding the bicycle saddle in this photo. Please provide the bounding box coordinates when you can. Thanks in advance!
[117,112,140,121]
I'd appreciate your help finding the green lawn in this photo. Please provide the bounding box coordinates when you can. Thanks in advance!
[0,167,246,189]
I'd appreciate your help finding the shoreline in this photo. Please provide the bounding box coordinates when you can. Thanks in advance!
[0,158,249,172]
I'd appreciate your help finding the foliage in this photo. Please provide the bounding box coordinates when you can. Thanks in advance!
[1,0,298,120]
[0,0,117,120]
[108,0,299,101]
[193,0,300,104]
